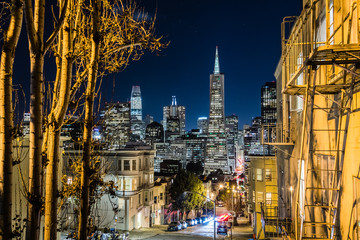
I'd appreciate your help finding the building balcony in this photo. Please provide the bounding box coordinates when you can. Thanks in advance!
[261,124,294,146]
[281,0,360,95]
[115,190,140,197]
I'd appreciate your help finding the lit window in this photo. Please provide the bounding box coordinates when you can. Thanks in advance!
[266,192,272,205]
[67,176,73,185]
[256,169,263,181]
[265,169,272,182]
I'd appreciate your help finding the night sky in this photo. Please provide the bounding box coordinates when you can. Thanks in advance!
[12,0,303,130]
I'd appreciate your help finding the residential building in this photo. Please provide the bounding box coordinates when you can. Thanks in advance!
[247,156,278,239]
[152,180,167,225]
[130,86,145,140]
[205,46,228,174]
[272,1,360,239]
[63,147,158,231]
[100,102,131,149]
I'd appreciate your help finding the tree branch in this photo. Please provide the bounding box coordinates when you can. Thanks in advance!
[44,0,69,52]
[23,0,38,52]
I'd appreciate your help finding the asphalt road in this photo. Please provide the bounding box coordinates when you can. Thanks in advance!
[143,207,253,240]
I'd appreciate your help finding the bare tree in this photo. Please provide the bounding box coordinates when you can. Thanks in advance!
[23,0,69,238]
[0,0,23,238]
[78,0,166,237]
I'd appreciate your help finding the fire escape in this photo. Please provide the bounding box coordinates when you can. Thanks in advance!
[280,0,360,239]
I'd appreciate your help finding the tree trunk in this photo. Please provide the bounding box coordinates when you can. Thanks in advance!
[0,0,23,238]
[78,0,100,238]
[43,125,60,240]
[27,52,44,240]
[24,0,69,236]
[43,8,73,239]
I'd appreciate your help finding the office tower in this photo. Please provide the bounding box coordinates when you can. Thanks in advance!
[22,112,30,135]
[145,121,164,145]
[144,114,154,126]
[130,86,145,140]
[163,96,186,137]
[261,81,276,155]
[226,114,239,172]
[197,117,208,134]
[100,102,131,149]
[261,81,277,124]
[183,130,207,167]
[205,46,227,174]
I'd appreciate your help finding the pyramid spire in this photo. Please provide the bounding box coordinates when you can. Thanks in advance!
[214,46,220,74]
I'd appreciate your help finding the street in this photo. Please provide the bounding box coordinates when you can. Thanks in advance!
[140,219,253,240]
[129,207,253,240]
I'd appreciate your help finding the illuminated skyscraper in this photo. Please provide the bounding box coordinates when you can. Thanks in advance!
[261,81,277,124]
[100,102,131,149]
[163,96,186,138]
[130,86,145,140]
[205,46,228,174]
[197,117,208,134]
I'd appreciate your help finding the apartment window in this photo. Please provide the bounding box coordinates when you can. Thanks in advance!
[265,169,272,182]
[160,193,163,200]
[132,160,136,171]
[124,160,130,171]
[139,158,142,170]
[266,192,272,205]
[118,160,122,171]
[145,192,148,202]
[154,196,157,204]
[256,169,263,181]
[67,176,73,185]
[252,191,255,203]
[139,193,141,205]
[125,179,131,190]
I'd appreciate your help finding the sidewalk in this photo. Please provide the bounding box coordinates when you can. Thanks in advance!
[128,225,167,239]
[224,218,253,240]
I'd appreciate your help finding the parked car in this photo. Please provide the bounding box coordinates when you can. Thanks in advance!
[217,223,228,236]
[195,217,202,224]
[193,218,198,224]
[201,216,208,223]
[186,218,195,226]
[180,220,188,229]
[168,221,182,231]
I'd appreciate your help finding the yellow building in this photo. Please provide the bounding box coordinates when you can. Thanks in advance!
[273,0,360,239]
[248,156,278,239]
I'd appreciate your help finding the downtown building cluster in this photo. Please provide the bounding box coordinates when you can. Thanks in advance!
[97,47,245,176]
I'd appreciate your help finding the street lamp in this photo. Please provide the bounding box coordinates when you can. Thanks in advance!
[184,191,216,240]
[289,186,294,218]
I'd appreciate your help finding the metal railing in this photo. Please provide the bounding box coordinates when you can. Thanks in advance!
[261,124,292,145]
[281,0,360,89]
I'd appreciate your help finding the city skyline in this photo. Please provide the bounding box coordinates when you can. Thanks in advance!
[11,0,303,131]
[97,0,303,130]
